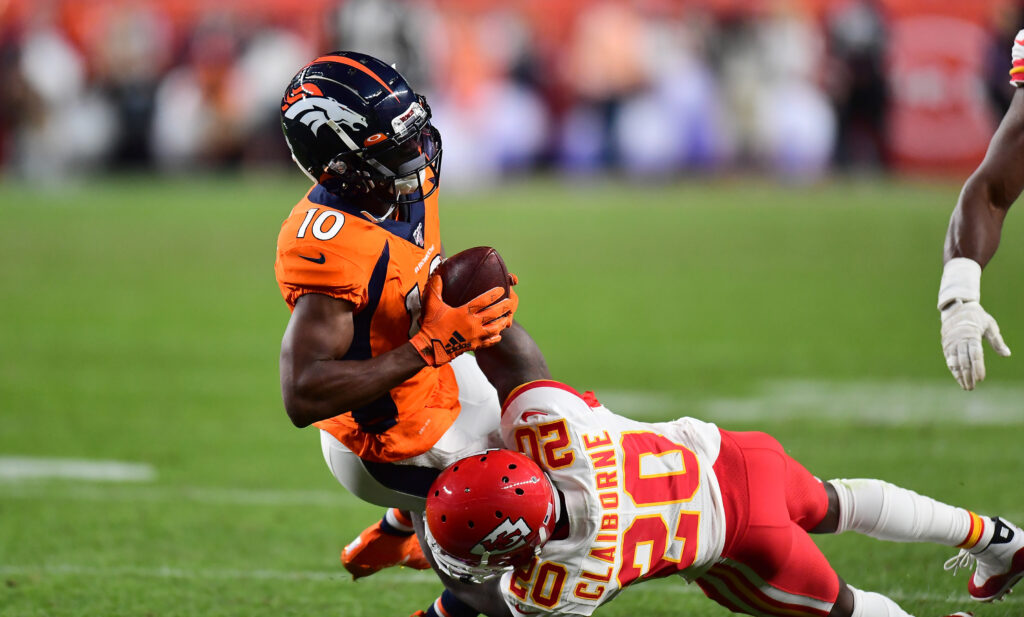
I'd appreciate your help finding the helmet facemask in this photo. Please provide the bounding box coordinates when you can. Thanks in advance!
[423,515,531,584]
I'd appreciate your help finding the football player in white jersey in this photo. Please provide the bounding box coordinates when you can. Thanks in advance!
[411,380,1024,617]
[938,30,1024,389]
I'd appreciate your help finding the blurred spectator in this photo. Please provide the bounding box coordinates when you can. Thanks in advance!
[151,15,244,170]
[13,10,115,179]
[0,0,1014,183]
[328,0,432,91]
[614,4,728,176]
[0,29,34,168]
[558,0,649,173]
[427,4,549,189]
[88,4,172,169]
[231,25,313,166]
[752,11,836,181]
[825,0,889,170]
[983,0,1024,115]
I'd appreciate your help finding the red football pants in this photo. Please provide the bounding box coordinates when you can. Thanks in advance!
[696,430,838,617]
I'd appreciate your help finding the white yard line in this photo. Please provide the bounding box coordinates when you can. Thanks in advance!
[0,457,156,481]
[0,563,437,584]
[0,482,349,506]
[601,379,1024,425]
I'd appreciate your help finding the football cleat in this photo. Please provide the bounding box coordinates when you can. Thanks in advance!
[944,517,1024,602]
[341,520,430,580]
[942,612,972,617]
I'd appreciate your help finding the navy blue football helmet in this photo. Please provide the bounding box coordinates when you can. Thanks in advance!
[280,51,442,207]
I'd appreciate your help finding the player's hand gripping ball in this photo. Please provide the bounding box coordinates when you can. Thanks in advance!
[410,247,518,367]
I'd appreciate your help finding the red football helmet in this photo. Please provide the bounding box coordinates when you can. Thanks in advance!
[424,449,558,583]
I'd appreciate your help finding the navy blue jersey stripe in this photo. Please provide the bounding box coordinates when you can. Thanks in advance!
[344,241,400,433]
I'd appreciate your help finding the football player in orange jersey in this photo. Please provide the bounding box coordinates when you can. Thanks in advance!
[276,52,549,617]
[938,31,1024,390]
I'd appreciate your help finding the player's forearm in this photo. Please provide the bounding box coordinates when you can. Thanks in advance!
[281,343,427,427]
[944,91,1024,266]
[943,176,1006,268]
[474,321,551,405]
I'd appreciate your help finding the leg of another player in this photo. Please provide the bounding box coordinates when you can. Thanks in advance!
[831,582,972,617]
[812,479,1024,603]
[831,582,947,617]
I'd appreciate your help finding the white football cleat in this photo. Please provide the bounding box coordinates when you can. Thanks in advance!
[944,517,1024,602]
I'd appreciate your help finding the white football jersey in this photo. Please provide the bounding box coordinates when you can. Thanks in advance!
[496,382,726,617]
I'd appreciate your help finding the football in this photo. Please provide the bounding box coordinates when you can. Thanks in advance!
[436,246,510,307]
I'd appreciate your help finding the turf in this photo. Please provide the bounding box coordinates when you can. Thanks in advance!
[1,172,1022,616]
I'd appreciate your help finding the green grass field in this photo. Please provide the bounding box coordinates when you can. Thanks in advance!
[1,173,1023,616]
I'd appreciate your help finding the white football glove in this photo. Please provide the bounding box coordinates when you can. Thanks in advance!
[938,258,1011,390]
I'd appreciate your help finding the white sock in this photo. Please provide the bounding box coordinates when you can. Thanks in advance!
[849,585,913,617]
[384,507,415,534]
[829,479,992,549]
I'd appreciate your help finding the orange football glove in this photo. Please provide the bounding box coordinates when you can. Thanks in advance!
[505,273,519,322]
[410,275,515,367]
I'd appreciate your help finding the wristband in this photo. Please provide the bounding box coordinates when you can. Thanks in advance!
[938,257,981,310]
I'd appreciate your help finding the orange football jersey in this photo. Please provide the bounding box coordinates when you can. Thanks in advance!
[275,181,457,463]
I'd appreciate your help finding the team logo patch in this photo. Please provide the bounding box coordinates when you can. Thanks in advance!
[413,222,424,247]
[472,518,533,556]
[284,97,368,138]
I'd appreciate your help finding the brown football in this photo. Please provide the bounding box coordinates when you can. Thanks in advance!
[436,246,510,307]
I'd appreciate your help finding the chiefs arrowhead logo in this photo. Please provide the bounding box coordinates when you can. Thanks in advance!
[472,518,533,556]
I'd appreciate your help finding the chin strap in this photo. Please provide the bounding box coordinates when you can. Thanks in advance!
[360,205,397,223]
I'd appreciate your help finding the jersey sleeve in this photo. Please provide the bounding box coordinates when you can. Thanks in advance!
[274,205,387,311]
[1011,29,1024,87]
[275,244,373,309]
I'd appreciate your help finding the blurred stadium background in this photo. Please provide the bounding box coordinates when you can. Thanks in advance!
[3,1,1024,616]
[2,0,1023,182]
